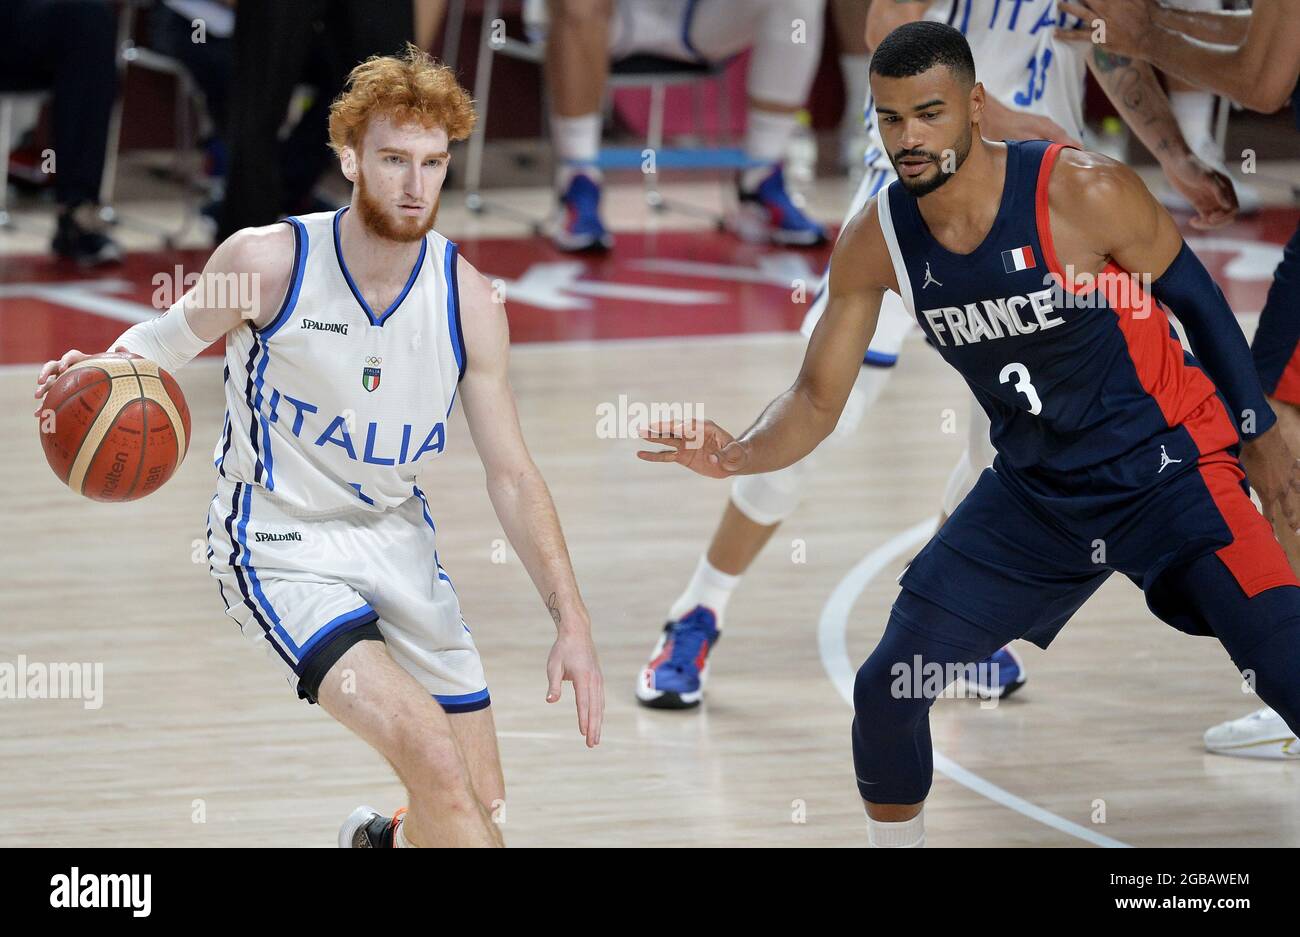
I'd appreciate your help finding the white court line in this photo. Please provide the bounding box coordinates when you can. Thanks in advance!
[817,517,1132,848]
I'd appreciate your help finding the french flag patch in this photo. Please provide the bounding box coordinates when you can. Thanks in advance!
[1001,245,1036,273]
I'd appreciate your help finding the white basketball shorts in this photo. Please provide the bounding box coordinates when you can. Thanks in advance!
[205,476,489,711]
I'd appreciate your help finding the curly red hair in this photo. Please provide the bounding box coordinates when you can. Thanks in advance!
[328,43,476,155]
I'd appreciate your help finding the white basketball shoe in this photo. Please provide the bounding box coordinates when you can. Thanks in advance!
[1204,707,1300,760]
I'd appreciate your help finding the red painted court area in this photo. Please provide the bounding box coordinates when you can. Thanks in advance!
[0,208,1295,367]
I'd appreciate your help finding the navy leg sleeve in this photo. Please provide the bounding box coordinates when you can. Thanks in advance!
[1159,553,1300,739]
[852,590,1021,805]
[1249,221,1300,401]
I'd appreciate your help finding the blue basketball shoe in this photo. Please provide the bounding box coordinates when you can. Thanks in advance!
[551,172,613,253]
[964,645,1027,699]
[731,165,827,247]
[636,605,720,709]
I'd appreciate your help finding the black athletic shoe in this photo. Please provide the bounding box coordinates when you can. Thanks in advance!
[338,805,404,848]
[52,206,123,267]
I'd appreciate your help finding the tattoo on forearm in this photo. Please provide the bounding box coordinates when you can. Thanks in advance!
[546,591,561,626]
[1093,50,1132,73]
[1092,48,1178,154]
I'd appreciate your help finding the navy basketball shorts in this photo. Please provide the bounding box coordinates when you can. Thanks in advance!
[899,456,1296,648]
[851,455,1300,804]
[1250,221,1300,405]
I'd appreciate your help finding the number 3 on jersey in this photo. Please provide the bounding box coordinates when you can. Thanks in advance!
[1000,361,1043,415]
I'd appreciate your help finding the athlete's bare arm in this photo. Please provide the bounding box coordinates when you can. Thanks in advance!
[1149,3,1250,47]
[1058,0,1300,113]
[1046,149,1184,288]
[637,202,896,478]
[455,254,604,747]
[1084,47,1235,229]
[32,224,294,411]
[1048,150,1300,529]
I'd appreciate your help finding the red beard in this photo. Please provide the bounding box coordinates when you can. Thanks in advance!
[355,169,439,242]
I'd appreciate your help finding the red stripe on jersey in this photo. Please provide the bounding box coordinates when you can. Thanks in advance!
[1035,143,1289,597]
[1100,269,1239,456]
[1271,343,1300,407]
[1033,142,1238,457]
[1197,455,1299,597]
[1034,145,1078,289]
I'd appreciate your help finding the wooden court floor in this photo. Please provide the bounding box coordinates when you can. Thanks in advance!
[3,325,1298,847]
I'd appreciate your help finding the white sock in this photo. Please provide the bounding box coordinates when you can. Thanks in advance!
[551,112,603,188]
[867,810,925,848]
[394,816,417,848]
[668,555,741,627]
[1170,90,1218,163]
[742,109,798,190]
[840,54,869,132]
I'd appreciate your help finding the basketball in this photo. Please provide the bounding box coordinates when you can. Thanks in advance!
[37,353,191,502]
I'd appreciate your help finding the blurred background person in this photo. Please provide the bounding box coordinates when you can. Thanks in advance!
[147,1,235,210]
[218,0,415,239]
[541,0,830,253]
[0,0,122,265]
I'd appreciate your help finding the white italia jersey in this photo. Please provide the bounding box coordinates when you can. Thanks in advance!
[213,208,466,516]
[864,0,1088,173]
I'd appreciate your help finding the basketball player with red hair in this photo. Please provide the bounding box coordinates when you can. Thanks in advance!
[34,44,605,847]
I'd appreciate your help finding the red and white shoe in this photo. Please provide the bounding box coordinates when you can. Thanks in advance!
[635,605,720,710]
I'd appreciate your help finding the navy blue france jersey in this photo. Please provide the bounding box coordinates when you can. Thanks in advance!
[875,140,1241,504]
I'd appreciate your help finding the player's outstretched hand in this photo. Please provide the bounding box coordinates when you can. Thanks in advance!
[546,629,604,748]
[1165,153,1239,230]
[1055,0,1157,59]
[1242,425,1300,535]
[636,419,749,479]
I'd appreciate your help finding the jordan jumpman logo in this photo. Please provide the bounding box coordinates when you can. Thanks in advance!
[1158,445,1183,473]
[922,262,941,289]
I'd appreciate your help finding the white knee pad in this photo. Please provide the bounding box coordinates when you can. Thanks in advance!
[941,396,995,516]
[731,450,818,526]
[729,360,888,525]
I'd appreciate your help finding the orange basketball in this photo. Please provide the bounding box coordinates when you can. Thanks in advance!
[38,353,191,502]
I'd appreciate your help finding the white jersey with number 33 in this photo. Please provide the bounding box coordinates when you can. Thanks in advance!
[213,208,466,516]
